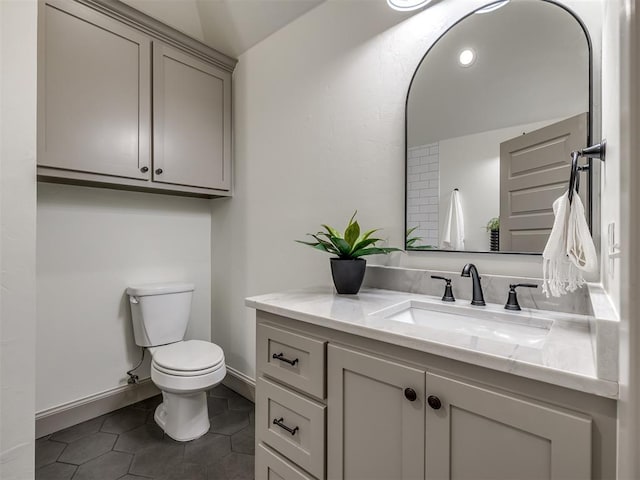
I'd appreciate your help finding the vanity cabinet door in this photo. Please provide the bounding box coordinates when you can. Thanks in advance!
[153,43,231,191]
[425,372,592,480]
[38,0,151,180]
[327,344,425,480]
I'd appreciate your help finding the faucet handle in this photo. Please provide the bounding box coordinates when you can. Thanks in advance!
[505,284,538,311]
[431,276,455,302]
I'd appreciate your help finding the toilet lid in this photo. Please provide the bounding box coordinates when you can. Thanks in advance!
[152,340,224,372]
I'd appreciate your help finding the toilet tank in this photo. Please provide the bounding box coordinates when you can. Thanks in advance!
[126,282,195,347]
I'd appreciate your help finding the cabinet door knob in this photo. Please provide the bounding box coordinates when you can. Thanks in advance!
[404,388,417,402]
[155,168,163,175]
[427,395,442,410]
[140,166,149,173]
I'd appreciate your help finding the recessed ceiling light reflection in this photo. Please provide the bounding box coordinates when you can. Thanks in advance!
[386,0,432,12]
[458,48,476,67]
[475,0,510,14]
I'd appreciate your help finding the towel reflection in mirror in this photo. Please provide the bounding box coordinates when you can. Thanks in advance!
[440,189,464,250]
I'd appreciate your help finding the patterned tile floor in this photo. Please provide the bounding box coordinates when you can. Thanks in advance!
[36,385,255,480]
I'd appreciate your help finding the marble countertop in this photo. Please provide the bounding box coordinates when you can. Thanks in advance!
[246,287,618,399]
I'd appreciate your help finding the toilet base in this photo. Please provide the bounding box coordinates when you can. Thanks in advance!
[154,390,210,442]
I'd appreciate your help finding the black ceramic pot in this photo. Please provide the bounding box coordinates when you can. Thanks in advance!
[490,230,499,251]
[330,258,366,294]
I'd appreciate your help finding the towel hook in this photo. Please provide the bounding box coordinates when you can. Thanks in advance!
[577,140,606,161]
[568,139,606,204]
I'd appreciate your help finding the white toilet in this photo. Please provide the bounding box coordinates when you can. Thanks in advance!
[126,282,226,442]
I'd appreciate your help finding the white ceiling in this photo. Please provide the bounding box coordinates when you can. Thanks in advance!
[408,0,590,146]
[121,0,325,58]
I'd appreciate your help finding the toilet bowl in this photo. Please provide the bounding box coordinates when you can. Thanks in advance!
[126,283,227,442]
[149,340,226,441]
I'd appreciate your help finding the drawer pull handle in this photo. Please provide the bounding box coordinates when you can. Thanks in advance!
[272,353,299,366]
[273,417,299,436]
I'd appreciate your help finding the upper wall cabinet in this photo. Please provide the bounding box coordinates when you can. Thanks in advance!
[38,0,151,180]
[153,44,231,191]
[37,0,236,198]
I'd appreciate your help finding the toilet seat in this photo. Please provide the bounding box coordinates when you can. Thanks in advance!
[153,360,224,377]
[149,339,227,396]
[150,340,224,376]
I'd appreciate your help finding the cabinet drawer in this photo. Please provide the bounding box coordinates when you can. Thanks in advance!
[256,378,325,479]
[257,323,326,399]
[256,442,316,480]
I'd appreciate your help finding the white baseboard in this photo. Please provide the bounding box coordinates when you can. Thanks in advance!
[35,379,160,438]
[36,366,256,438]
[222,366,256,402]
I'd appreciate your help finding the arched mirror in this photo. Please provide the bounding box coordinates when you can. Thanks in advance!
[405,0,591,253]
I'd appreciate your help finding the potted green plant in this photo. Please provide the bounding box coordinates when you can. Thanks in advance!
[405,226,422,248]
[485,217,500,251]
[297,212,402,294]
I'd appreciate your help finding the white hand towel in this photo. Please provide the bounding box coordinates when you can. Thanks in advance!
[542,190,597,297]
[566,192,598,272]
[441,190,465,250]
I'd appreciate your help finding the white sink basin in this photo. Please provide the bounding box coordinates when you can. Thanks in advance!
[370,300,552,348]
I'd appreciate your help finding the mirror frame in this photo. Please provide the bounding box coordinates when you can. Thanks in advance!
[404,0,594,255]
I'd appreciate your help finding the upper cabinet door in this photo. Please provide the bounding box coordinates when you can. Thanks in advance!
[153,43,232,191]
[38,0,151,180]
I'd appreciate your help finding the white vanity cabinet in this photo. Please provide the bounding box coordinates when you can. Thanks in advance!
[254,310,615,480]
[37,0,235,198]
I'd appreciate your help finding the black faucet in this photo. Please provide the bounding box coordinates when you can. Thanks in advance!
[461,263,485,306]
[431,276,455,302]
[505,283,538,311]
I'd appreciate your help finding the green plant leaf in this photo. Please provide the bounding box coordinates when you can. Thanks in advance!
[485,217,500,232]
[321,224,341,238]
[406,237,421,247]
[359,228,379,242]
[351,237,382,252]
[406,226,419,237]
[344,220,360,248]
[347,210,358,227]
[405,226,423,248]
[295,239,320,246]
[311,234,339,254]
[312,243,332,253]
[297,211,402,259]
[329,236,353,256]
[351,246,403,257]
